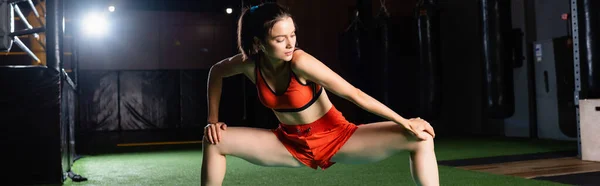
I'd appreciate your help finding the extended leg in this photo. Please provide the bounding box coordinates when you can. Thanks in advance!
[201,127,303,186]
[331,121,439,186]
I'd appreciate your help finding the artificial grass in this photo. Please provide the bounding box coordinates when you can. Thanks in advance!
[63,137,576,186]
[434,137,577,161]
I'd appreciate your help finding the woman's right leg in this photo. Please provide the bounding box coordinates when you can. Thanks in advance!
[201,127,304,186]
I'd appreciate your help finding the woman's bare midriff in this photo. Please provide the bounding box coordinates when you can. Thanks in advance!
[272,90,333,125]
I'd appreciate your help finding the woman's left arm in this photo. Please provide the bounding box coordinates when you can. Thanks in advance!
[291,51,434,140]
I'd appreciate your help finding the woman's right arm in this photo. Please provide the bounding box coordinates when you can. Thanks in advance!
[206,54,249,144]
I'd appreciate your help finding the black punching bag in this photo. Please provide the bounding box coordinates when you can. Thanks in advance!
[416,0,441,119]
[481,0,515,119]
[582,0,600,98]
[374,7,390,105]
[339,10,363,86]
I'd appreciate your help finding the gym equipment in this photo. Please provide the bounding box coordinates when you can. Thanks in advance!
[1,0,45,62]
[533,36,577,140]
[480,0,515,119]
[416,0,441,119]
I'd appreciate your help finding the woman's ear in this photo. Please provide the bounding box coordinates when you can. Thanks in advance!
[252,37,261,53]
[253,37,266,53]
[253,37,261,45]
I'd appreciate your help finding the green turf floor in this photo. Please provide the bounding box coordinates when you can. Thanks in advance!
[63,137,577,186]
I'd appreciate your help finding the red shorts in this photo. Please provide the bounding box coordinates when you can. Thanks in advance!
[272,106,359,170]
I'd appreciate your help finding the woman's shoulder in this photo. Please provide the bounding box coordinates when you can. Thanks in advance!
[290,49,318,68]
[218,53,256,75]
[290,49,310,64]
[292,48,305,56]
[228,53,256,68]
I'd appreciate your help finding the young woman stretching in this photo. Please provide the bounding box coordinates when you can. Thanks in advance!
[202,3,439,186]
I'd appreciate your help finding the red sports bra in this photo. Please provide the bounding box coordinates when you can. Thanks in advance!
[255,61,323,112]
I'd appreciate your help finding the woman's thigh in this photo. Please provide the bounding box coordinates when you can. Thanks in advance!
[205,127,304,168]
[330,121,432,164]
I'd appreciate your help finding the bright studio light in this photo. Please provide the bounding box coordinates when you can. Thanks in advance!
[82,13,108,36]
[226,8,233,14]
[108,6,116,12]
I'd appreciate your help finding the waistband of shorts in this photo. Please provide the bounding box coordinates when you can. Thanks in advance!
[278,106,346,134]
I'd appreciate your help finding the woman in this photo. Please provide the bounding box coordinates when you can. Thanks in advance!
[202,3,439,186]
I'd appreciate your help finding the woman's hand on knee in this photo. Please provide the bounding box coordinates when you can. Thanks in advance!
[407,118,435,141]
[204,122,228,144]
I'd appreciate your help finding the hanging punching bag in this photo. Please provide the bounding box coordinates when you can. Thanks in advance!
[339,10,362,86]
[582,0,600,98]
[416,0,441,119]
[374,7,390,105]
[481,0,515,119]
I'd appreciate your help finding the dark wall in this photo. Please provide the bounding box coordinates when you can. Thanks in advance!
[77,11,237,70]
[69,7,244,150]
[437,0,486,135]
[534,0,570,41]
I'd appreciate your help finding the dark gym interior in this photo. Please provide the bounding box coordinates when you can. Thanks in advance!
[1,0,599,185]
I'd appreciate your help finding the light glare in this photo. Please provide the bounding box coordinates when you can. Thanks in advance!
[82,13,108,36]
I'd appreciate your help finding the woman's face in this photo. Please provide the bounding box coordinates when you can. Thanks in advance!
[262,17,296,62]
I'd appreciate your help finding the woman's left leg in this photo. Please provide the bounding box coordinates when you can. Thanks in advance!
[330,121,439,186]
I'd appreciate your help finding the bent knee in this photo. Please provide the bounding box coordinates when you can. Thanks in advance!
[202,129,228,149]
[202,137,220,153]
[387,125,434,152]
[410,135,434,152]
[202,136,215,146]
